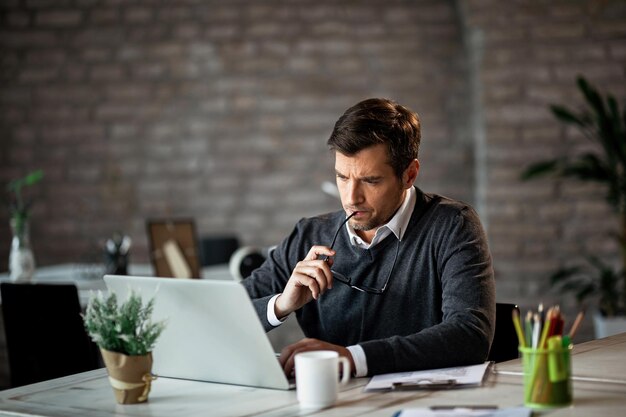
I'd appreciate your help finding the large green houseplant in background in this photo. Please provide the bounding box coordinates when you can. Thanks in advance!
[522,76,626,337]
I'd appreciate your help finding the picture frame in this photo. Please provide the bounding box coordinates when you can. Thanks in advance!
[146,219,201,279]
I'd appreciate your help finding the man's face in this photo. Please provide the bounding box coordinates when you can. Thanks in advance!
[334,144,414,240]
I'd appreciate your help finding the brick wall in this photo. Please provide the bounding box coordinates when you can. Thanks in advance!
[0,0,472,268]
[0,0,625,349]
[464,0,626,339]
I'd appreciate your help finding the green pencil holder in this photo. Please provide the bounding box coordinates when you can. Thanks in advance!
[520,343,573,409]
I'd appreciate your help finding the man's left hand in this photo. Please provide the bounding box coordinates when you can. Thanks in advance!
[278,338,355,378]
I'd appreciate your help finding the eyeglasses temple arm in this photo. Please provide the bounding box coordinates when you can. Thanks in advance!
[323,211,357,261]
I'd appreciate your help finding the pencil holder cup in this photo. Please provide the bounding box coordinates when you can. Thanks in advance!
[520,341,572,409]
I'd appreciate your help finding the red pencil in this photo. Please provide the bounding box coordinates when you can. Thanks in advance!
[551,306,564,336]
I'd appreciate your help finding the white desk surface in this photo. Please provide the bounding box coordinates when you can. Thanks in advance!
[0,333,624,417]
[495,331,626,386]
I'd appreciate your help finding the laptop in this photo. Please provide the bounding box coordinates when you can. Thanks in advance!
[103,275,295,390]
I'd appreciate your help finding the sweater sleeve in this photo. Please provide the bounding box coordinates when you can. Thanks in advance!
[242,222,303,332]
[359,206,496,375]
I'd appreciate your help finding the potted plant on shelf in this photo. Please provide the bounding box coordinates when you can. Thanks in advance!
[521,76,626,338]
[83,291,166,404]
[5,169,43,282]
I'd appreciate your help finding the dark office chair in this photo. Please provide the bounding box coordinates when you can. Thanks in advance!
[199,236,240,267]
[1,283,101,387]
[488,303,520,363]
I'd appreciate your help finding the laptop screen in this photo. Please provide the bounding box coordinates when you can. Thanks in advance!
[103,275,293,390]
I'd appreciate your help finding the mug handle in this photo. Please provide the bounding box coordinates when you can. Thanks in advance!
[338,357,351,386]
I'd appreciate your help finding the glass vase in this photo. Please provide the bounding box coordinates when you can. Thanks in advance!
[9,216,36,282]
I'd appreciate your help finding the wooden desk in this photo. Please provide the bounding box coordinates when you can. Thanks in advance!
[0,334,624,417]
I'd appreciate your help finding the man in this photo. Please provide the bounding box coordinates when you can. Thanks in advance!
[243,98,495,378]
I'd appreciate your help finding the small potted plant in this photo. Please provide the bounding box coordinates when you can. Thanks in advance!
[521,76,626,337]
[83,291,166,404]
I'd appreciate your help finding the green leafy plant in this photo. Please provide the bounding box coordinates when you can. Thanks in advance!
[6,169,44,235]
[521,76,626,317]
[83,291,167,356]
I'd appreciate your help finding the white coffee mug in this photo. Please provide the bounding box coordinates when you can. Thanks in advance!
[295,350,351,409]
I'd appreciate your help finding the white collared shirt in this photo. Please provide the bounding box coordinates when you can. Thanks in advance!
[344,186,415,376]
[346,186,415,249]
[268,186,417,377]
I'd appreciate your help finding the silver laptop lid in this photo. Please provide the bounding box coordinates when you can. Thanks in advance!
[103,275,292,390]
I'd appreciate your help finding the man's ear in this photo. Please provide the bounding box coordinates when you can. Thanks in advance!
[402,159,419,188]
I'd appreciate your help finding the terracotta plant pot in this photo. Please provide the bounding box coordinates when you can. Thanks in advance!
[100,349,155,404]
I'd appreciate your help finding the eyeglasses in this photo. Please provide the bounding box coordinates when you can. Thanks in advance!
[323,212,400,295]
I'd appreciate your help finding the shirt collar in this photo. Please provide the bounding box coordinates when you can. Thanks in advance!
[345,186,416,248]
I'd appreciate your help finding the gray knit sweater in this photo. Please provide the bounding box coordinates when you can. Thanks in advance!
[243,187,495,376]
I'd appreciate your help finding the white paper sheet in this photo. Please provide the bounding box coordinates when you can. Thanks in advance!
[365,362,491,391]
[394,406,531,417]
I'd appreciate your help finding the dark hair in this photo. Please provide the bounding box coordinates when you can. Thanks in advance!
[327,98,420,179]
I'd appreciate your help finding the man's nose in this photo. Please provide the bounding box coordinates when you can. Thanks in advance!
[344,180,364,206]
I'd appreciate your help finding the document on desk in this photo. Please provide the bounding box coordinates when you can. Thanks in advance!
[365,362,491,391]
[393,406,531,417]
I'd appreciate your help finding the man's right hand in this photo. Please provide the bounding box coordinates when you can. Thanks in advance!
[274,246,336,319]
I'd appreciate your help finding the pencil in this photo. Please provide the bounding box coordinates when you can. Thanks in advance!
[525,311,533,348]
[512,309,527,348]
[551,305,564,336]
[532,313,541,349]
[538,307,554,349]
[568,310,585,339]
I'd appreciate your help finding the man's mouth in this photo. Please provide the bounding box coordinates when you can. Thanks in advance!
[348,210,368,218]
